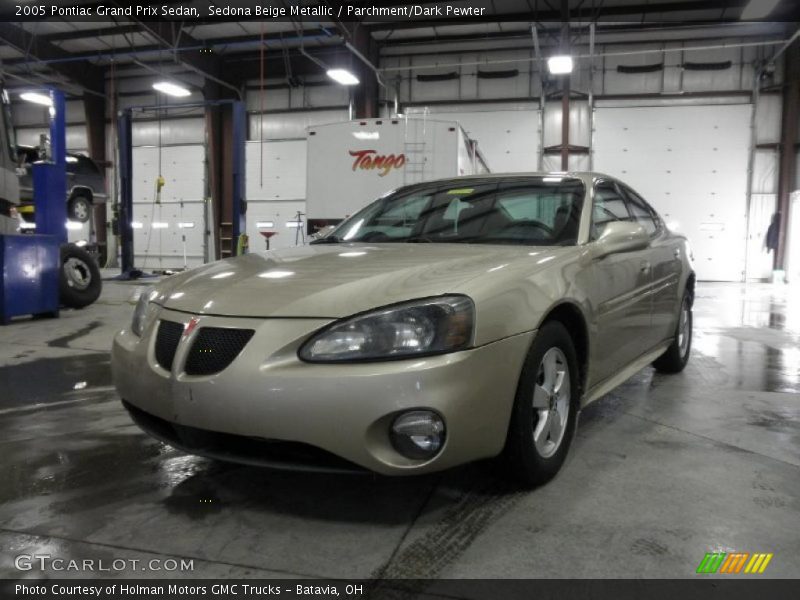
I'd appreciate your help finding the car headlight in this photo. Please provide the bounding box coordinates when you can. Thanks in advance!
[299,295,474,362]
[131,287,157,337]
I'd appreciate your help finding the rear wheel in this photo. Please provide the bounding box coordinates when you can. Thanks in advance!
[68,194,92,223]
[653,290,692,373]
[60,244,102,308]
[503,320,579,487]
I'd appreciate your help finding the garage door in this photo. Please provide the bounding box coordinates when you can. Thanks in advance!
[245,140,306,251]
[131,145,207,270]
[594,104,750,282]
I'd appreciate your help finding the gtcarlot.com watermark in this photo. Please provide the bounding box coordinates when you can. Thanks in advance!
[15,554,194,573]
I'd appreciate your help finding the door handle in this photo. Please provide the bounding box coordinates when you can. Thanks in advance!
[640,261,651,273]
[673,249,681,259]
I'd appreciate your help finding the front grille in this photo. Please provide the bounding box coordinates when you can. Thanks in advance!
[155,320,184,372]
[184,327,254,376]
[123,401,365,474]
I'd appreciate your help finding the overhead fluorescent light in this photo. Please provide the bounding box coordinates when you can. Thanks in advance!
[256,221,275,228]
[547,55,573,75]
[740,0,781,19]
[152,81,191,97]
[326,68,360,86]
[177,222,195,229]
[151,222,169,229]
[131,221,143,229]
[20,92,52,107]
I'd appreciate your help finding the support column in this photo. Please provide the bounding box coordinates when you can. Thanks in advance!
[775,39,800,270]
[84,94,107,262]
[561,77,570,171]
[559,2,570,171]
[352,33,379,119]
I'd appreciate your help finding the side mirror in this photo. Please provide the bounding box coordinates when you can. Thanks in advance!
[593,221,649,259]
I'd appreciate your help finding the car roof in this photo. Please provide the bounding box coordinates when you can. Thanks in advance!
[404,172,617,188]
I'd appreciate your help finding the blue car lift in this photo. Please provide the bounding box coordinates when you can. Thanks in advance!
[0,88,66,324]
[115,99,246,279]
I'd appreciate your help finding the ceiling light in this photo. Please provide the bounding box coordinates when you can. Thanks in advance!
[547,55,573,75]
[740,0,781,19]
[20,92,52,106]
[152,81,191,97]
[327,68,360,86]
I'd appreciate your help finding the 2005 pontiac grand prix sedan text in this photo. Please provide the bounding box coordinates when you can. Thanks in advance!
[112,173,695,485]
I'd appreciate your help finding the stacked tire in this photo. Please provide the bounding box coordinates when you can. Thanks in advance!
[60,244,102,308]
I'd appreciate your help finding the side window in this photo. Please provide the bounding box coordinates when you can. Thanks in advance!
[591,182,630,240]
[621,186,658,236]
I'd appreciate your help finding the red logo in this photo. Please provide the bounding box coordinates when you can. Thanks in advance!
[183,317,200,337]
[349,150,406,177]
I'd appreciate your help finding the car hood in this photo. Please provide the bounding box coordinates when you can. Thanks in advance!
[156,243,570,318]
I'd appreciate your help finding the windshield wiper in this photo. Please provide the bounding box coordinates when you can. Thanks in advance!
[310,235,343,245]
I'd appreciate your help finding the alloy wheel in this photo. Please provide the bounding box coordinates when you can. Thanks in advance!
[532,347,571,458]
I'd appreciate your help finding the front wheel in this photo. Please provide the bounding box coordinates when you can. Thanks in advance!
[503,320,580,487]
[652,290,692,373]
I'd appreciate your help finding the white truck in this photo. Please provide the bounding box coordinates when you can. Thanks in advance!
[305,117,489,232]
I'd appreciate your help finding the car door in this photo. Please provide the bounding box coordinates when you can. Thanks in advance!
[584,180,655,382]
[621,184,683,345]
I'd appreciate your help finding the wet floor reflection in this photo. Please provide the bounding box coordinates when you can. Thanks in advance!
[693,283,800,394]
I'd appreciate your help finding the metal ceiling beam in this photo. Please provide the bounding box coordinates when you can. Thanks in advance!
[0,23,104,94]
[37,24,142,43]
[125,19,241,97]
[376,21,787,49]
[222,49,354,82]
[326,14,381,118]
[363,0,757,31]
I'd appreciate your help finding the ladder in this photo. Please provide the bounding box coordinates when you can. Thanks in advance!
[219,221,234,257]
[402,141,428,185]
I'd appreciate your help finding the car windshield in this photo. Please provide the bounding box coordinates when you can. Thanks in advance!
[319,177,585,246]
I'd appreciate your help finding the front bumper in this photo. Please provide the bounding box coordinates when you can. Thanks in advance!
[112,307,533,475]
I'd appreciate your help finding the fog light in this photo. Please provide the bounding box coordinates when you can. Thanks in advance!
[390,411,445,460]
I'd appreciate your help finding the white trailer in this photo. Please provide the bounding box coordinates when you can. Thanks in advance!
[305,118,489,228]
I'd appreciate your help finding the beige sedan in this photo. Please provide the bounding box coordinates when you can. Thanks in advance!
[112,173,694,485]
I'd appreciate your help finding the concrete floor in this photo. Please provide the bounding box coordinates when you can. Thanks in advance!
[0,279,798,579]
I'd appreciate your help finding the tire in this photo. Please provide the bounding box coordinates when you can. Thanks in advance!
[503,320,580,487]
[60,244,102,308]
[68,194,92,223]
[652,290,692,374]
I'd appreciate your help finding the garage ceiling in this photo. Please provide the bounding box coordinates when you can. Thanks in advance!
[0,0,797,96]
